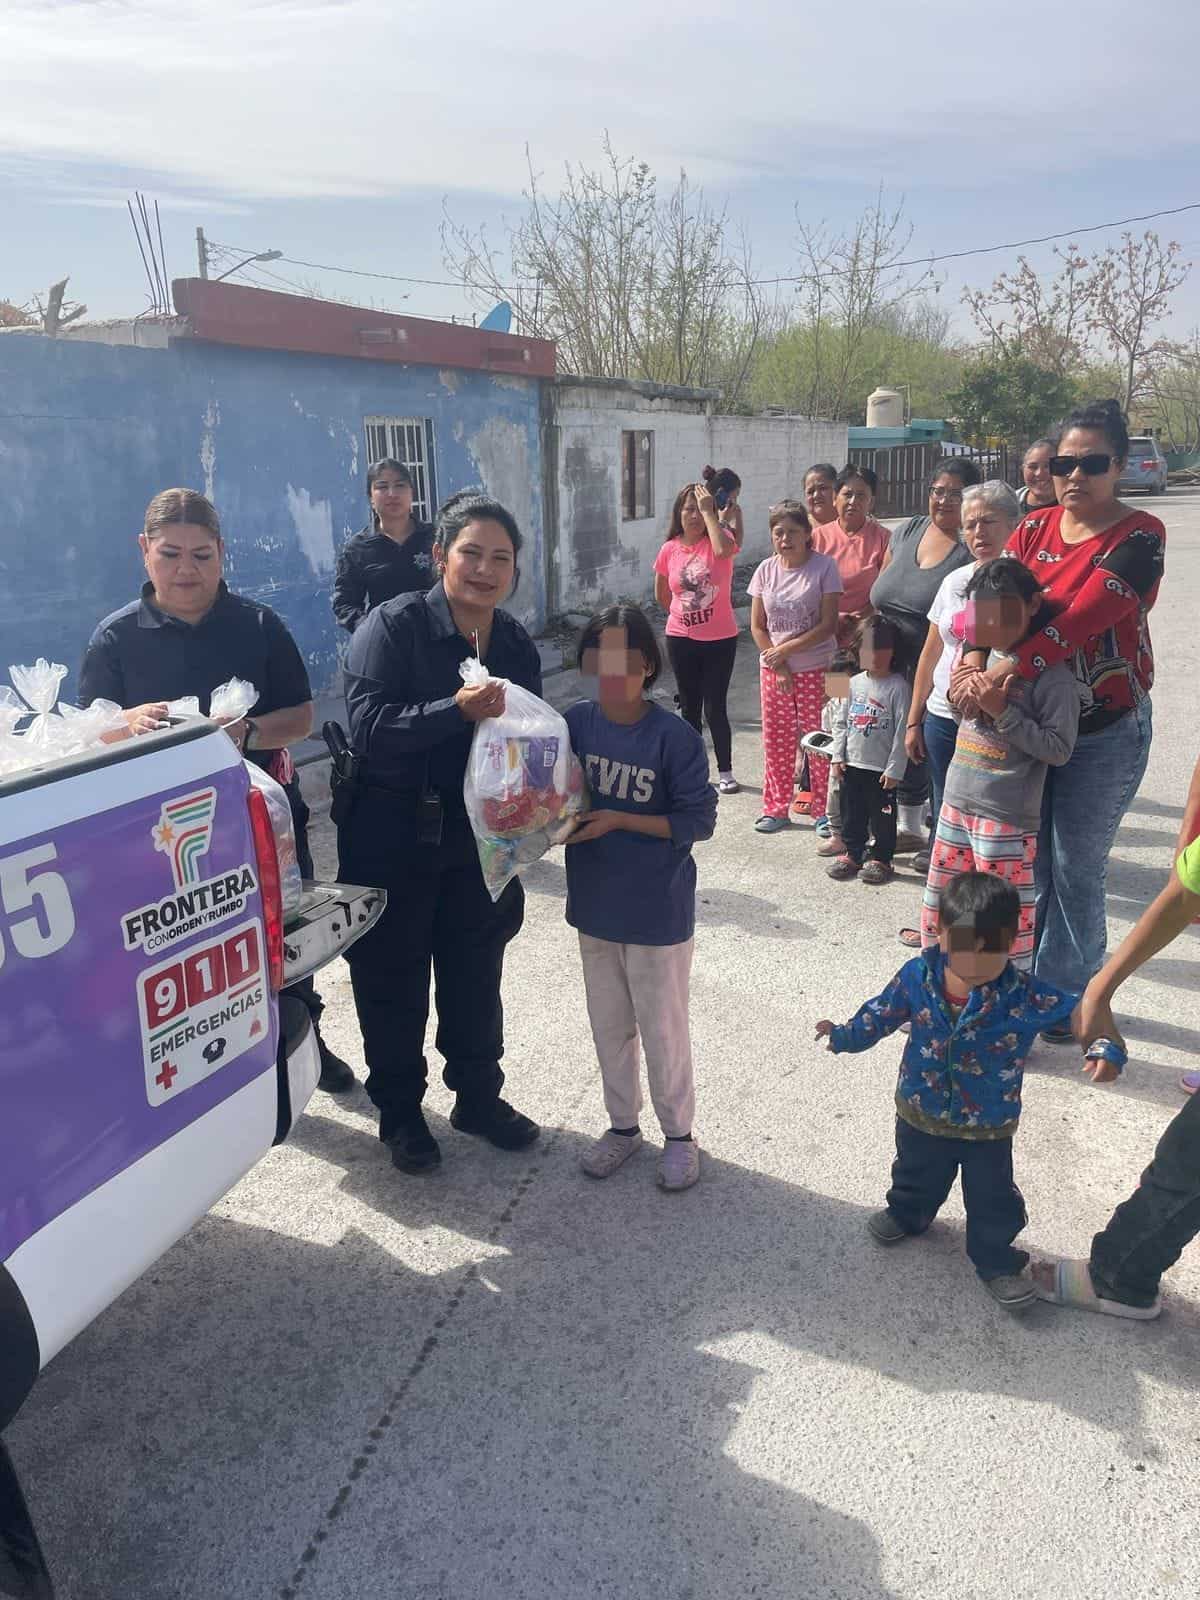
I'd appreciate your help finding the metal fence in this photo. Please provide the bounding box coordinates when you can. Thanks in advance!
[847,442,1018,519]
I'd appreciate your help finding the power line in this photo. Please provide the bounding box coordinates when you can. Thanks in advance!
[207,200,1200,299]
[751,201,1200,287]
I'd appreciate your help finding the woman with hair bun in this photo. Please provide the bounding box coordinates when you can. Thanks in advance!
[332,457,436,632]
[952,400,1166,1019]
[337,492,544,1174]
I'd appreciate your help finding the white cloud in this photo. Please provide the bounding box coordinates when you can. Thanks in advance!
[1,0,1199,204]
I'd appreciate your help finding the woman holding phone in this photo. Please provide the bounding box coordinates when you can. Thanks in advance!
[654,479,742,792]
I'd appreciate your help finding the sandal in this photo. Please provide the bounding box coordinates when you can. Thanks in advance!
[898,927,923,949]
[1032,1259,1161,1320]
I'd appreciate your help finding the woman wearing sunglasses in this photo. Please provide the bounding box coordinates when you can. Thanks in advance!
[951,400,1165,1029]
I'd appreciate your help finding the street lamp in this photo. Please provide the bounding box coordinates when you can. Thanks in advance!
[212,249,282,283]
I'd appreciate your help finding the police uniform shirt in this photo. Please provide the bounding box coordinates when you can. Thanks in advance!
[331,522,437,633]
[345,580,541,802]
[79,580,312,720]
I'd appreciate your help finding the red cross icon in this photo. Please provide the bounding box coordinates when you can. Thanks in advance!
[156,1060,179,1091]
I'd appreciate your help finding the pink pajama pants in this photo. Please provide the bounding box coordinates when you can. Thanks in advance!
[920,802,1038,969]
[760,665,827,819]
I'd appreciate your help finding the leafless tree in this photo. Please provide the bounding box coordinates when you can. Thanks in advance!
[1085,231,1190,413]
[793,189,934,418]
[441,138,766,407]
[33,278,87,336]
[963,245,1093,376]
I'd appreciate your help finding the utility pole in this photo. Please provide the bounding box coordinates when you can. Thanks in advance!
[196,227,208,279]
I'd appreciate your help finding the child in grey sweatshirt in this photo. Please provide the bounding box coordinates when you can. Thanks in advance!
[828,618,911,883]
[920,558,1081,967]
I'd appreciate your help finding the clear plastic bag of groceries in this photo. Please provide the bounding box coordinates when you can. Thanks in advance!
[459,657,585,901]
[246,762,303,915]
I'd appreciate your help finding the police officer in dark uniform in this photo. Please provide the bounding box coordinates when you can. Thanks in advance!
[331,457,437,632]
[79,486,356,1093]
[335,493,541,1174]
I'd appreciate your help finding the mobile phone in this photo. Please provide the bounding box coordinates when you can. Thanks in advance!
[713,487,729,512]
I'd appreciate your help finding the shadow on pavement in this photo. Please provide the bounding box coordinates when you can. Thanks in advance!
[10,1119,1199,1600]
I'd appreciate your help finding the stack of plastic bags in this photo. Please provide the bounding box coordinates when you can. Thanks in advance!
[460,656,585,900]
[0,662,263,781]
[0,659,127,778]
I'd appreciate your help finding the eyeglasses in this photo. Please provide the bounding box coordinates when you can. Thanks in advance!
[1049,454,1113,477]
[930,488,963,503]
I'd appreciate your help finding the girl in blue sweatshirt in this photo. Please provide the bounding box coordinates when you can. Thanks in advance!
[564,605,718,1191]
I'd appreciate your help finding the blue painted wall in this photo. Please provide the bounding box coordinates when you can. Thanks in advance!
[0,333,545,698]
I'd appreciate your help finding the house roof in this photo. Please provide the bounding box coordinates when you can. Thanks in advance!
[169,279,556,378]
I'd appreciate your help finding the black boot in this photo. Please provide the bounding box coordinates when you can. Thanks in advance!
[450,1095,540,1151]
[384,1110,441,1175]
[316,1032,357,1094]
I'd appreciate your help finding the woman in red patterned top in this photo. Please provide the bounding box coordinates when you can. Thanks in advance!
[951,400,1164,1020]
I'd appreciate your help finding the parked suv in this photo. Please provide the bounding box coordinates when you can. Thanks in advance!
[1119,436,1168,495]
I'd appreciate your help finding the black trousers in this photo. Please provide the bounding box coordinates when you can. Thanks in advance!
[886,1117,1028,1280]
[337,791,523,1139]
[666,634,738,771]
[839,764,897,864]
[1090,1086,1200,1307]
[283,775,323,1027]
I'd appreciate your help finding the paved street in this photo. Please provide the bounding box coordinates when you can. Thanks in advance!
[11,494,1200,1600]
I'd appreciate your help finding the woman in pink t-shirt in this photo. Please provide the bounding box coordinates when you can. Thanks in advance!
[748,500,842,831]
[811,465,891,650]
[653,481,741,791]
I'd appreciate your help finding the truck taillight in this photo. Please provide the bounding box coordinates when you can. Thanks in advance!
[247,786,285,992]
[1141,459,1157,470]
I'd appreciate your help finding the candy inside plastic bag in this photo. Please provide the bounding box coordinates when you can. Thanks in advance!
[458,659,584,900]
[9,658,69,746]
[0,687,23,737]
[209,677,259,723]
[59,698,129,745]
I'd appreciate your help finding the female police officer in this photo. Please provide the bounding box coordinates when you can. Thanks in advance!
[336,492,542,1174]
[78,486,356,1094]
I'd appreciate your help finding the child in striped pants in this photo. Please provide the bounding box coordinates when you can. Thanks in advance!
[920,559,1081,969]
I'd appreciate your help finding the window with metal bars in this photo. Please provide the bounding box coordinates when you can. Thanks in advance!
[364,416,438,520]
[621,430,654,521]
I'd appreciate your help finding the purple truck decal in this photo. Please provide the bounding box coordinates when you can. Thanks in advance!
[0,760,276,1264]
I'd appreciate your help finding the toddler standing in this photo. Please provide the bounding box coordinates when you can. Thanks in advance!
[563,605,717,1191]
[827,618,910,883]
[816,871,1079,1307]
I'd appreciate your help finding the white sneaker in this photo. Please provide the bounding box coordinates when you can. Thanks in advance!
[657,1138,700,1191]
[580,1129,643,1178]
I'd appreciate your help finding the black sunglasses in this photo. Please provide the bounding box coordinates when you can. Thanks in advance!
[1049,453,1113,477]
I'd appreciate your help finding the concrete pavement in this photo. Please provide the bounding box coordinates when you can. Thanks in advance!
[9,493,1200,1599]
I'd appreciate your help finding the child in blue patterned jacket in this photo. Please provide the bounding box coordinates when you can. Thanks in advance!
[815,870,1079,1309]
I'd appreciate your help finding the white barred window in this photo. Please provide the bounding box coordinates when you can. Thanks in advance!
[364,416,437,520]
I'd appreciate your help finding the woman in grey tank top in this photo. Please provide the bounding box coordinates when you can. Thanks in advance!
[869,457,981,858]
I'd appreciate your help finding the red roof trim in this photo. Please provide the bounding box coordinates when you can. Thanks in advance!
[170,279,555,377]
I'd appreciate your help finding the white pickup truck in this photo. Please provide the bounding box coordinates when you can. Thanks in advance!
[0,717,381,1599]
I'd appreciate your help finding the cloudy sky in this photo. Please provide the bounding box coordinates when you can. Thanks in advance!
[4,0,1200,333]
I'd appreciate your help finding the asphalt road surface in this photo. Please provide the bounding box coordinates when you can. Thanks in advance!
[10,490,1200,1600]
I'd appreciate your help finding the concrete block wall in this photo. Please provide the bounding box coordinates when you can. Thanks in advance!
[0,333,545,695]
[549,382,847,617]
